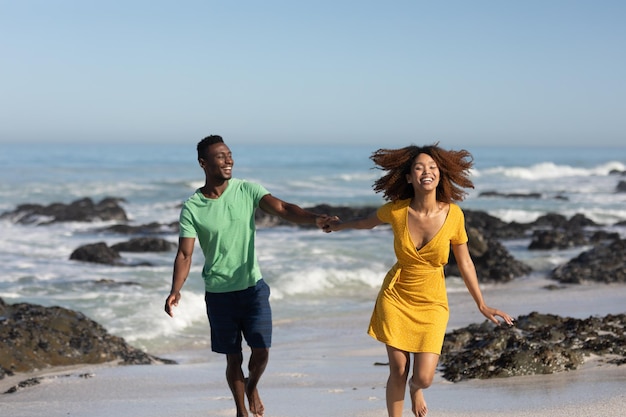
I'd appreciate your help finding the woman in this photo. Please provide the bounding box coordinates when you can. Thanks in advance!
[323,144,514,417]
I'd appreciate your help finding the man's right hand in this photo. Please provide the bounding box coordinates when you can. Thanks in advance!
[164,292,181,317]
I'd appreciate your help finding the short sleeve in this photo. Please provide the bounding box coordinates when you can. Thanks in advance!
[243,181,270,206]
[178,204,197,238]
[450,204,468,245]
[376,202,394,223]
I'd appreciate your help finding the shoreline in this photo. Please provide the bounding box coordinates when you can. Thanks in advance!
[1,346,624,417]
[3,278,625,416]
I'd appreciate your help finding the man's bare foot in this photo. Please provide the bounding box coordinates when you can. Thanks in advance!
[245,379,264,417]
[409,379,428,417]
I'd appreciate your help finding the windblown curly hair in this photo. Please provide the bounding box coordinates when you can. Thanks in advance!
[371,143,474,203]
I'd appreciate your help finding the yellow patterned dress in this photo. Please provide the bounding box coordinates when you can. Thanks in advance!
[368,200,468,354]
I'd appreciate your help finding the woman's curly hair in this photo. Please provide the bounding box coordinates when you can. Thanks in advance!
[371,143,474,203]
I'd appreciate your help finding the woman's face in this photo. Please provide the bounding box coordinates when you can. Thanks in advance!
[406,153,440,192]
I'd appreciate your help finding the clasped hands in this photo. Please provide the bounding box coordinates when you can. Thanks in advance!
[315,214,342,233]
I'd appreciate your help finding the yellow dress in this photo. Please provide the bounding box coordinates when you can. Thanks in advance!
[368,200,468,354]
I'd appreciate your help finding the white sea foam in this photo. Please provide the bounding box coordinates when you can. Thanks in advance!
[481,161,625,181]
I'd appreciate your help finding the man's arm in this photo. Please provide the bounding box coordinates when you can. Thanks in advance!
[164,237,195,317]
[258,194,333,228]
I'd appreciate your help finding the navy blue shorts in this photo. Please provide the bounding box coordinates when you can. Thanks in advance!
[204,279,272,354]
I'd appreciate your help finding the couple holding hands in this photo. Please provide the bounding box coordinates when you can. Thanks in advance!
[164,135,513,417]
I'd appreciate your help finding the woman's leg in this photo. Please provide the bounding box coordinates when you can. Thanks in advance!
[409,352,439,417]
[385,345,410,417]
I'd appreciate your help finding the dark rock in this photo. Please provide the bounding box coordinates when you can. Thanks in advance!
[0,298,175,380]
[0,197,128,225]
[589,230,621,243]
[110,237,176,252]
[93,279,141,287]
[99,221,179,235]
[4,373,95,394]
[531,213,569,229]
[568,213,599,228]
[463,209,529,239]
[479,191,542,199]
[529,212,598,229]
[528,229,588,250]
[446,227,532,282]
[70,242,122,265]
[527,213,600,250]
[440,312,626,382]
[462,210,602,247]
[550,238,626,284]
[69,242,156,266]
[617,180,626,192]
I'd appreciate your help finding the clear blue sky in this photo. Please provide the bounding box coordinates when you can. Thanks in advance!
[1,0,625,147]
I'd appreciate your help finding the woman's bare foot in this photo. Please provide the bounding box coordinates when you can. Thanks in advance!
[409,379,428,417]
[245,379,264,416]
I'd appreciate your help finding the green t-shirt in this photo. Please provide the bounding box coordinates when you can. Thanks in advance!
[179,178,270,293]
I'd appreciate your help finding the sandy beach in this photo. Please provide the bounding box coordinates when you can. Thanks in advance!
[1,337,624,417]
[2,280,626,417]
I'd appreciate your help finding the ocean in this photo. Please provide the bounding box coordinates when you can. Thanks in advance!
[1,142,625,358]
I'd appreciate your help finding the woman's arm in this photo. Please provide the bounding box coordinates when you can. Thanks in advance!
[451,242,515,326]
[324,209,384,232]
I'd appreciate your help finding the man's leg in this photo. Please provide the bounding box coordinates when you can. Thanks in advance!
[246,347,269,416]
[241,280,272,416]
[226,352,248,417]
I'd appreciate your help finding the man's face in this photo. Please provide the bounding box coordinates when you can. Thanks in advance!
[200,143,233,181]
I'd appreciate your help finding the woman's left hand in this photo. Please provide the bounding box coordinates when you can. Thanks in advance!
[479,305,515,326]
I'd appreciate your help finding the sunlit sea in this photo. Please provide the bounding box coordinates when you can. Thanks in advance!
[1,142,625,356]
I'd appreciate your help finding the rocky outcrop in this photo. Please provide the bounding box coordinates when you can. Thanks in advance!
[110,237,176,252]
[531,212,598,229]
[440,312,626,382]
[478,191,543,199]
[526,213,606,250]
[0,197,128,225]
[461,211,604,248]
[445,227,532,282]
[0,298,175,380]
[528,229,588,250]
[69,242,123,265]
[70,238,175,266]
[99,221,179,235]
[461,209,530,240]
[550,238,626,284]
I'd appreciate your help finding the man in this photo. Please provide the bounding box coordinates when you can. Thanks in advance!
[164,135,333,417]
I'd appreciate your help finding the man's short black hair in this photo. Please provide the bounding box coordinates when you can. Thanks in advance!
[197,135,224,159]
